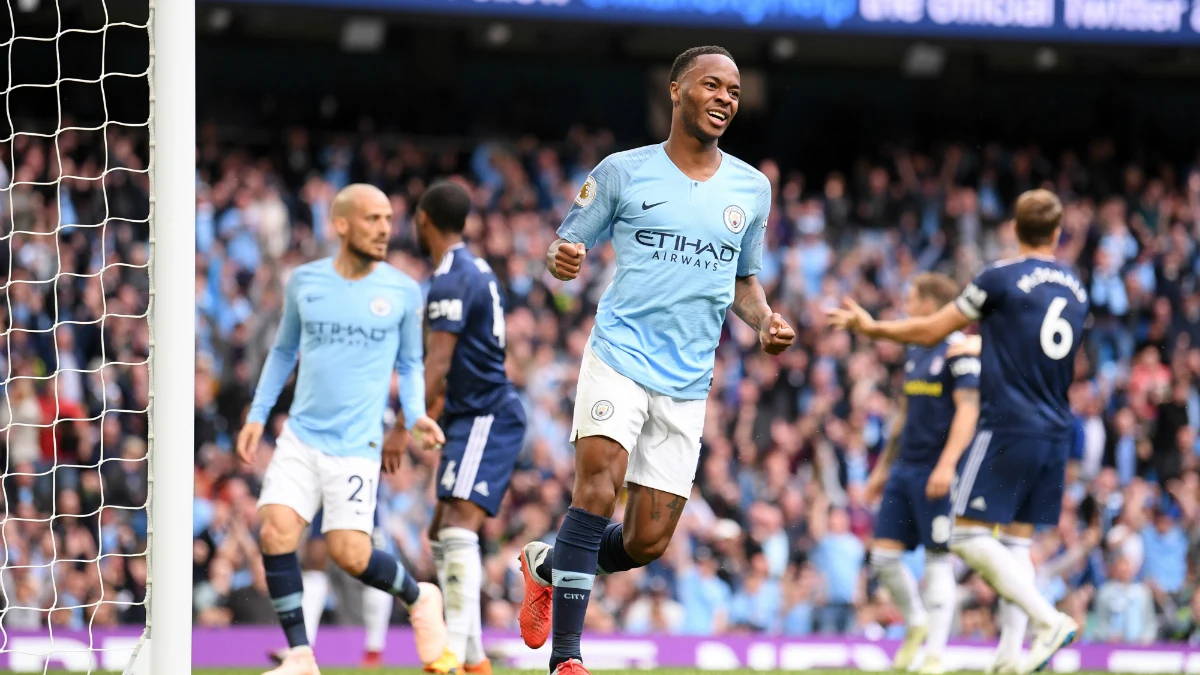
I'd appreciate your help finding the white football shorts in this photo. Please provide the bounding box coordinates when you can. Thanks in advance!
[257,423,380,534]
[570,342,705,498]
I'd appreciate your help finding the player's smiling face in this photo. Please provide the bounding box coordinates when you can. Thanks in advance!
[673,54,740,143]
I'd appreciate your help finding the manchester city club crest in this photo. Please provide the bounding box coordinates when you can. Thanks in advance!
[723,205,747,233]
[930,356,944,375]
[369,296,392,317]
[591,399,614,421]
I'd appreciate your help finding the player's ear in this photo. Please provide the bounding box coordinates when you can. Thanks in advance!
[331,215,349,238]
[669,80,681,107]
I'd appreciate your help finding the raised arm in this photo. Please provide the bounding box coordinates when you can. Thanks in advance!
[827,299,971,348]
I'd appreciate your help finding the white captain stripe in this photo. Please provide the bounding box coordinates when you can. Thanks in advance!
[954,430,992,516]
[453,414,494,499]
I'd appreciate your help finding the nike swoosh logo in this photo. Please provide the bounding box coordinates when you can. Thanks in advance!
[642,200,667,210]
[560,575,588,583]
[304,295,324,303]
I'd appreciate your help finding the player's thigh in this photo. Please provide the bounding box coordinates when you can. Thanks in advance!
[872,469,921,550]
[571,343,649,455]
[952,430,1023,526]
[1013,438,1068,526]
[437,399,526,517]
[626,392,705,499]
[258,426,323,532]
[317,453,382,536]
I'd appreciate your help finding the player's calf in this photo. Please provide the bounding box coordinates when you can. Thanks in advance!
[259,505,312,655]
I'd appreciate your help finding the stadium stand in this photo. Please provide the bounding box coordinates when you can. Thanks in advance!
[4,121,1198,644]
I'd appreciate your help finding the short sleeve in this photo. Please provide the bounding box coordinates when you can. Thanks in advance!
[426,275,467,334]
[948,354,981,391]
[956,265,1005,321]
[557,155,623,250]
[737,180,771,277]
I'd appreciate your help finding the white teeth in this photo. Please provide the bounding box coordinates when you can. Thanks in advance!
[708,111,726,121]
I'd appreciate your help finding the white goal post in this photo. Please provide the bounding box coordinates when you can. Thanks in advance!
[142,1,195,673]
[0,0,193,671]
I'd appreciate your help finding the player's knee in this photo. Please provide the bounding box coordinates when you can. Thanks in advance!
[571,475,619,516]
[259,508,304,555]
[327,533,373,576]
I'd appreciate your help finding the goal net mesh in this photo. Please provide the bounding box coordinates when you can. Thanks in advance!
[0,0,153,672]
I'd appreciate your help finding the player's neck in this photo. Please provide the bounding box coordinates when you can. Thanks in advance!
[664,132,721,179]
[1017,242,1057,260]
[430,236,464,268]
[333,250,378,280]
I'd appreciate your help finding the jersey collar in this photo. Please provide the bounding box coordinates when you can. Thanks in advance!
[435,242,466,276]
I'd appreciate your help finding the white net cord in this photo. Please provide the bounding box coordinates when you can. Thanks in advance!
[0,0,154,672]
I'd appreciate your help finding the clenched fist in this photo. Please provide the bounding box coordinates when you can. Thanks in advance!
[548,240,586,281]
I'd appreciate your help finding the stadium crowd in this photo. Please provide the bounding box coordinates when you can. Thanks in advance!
[2,122,1200,646]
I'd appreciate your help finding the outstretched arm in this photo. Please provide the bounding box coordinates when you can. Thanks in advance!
[733,275,795,355]
[827,299,971,347]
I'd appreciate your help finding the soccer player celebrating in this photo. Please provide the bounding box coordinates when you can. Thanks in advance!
[516,46,795,675]
[238,183,449,675]
[864,273,979,675]
[828,189,1086,674]
[414,181,528,675]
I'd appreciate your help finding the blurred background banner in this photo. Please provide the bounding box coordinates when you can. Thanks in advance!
[215,0,1200,46]
[1,628,1198,670]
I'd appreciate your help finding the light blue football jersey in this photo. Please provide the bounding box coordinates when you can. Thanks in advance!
[558,143,770,399]
[248,259,426,460]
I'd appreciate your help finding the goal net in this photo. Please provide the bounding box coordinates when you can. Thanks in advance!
[0,1,193,673]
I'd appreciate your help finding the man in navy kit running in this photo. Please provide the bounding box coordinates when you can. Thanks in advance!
[829,189,1086,674]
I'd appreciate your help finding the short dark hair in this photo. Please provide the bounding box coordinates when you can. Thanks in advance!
[417,181,471,234]
[669,46,735,84]
[1013,189,1063,247]
[911,272,959,308]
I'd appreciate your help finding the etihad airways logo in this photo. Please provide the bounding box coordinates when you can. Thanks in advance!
[304,321,392,347]
[634,230,736,272]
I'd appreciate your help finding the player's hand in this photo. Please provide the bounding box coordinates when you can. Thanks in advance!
[381,426,408,474]
[410,416,446,453]
[865,471,887,505]
[236,422,264,465]
[759,313,795,355]
[926,463,955,500]
[825,298,875,335]
[947,334,982,358]
[549,241,586,281]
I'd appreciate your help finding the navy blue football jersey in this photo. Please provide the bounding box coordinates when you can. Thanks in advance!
[955,256,1089,438]
[426,244,514,416]
[898,334,981,466]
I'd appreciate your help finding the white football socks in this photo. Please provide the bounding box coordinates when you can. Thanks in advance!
[995,533,1033,661]
[950,526,1057,629]
[363,585,394,653]
[924,551,957,657]
[300,569,329,646]
[871,547,928,627]
[439,527,483,663]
